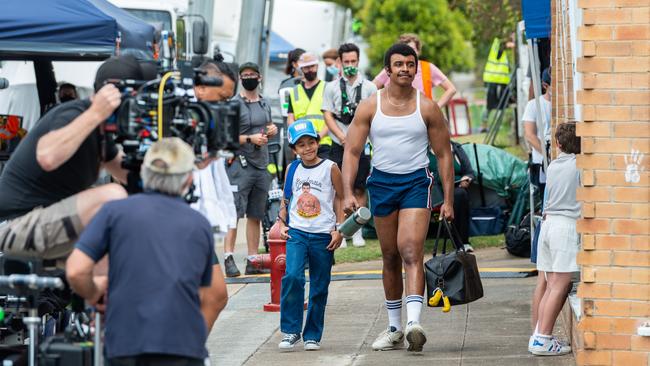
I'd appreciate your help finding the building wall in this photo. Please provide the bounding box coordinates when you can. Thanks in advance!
[553,0,650,365]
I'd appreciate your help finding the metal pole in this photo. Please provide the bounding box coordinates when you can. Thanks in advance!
[261,0,275,96]
[95,312,102,366]
[526,38,544,241]
[24,309,39,366]
[235,0,267,65]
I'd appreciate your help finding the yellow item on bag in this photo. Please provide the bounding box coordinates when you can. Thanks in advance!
[428,288,443,307]
[442,296,451,313]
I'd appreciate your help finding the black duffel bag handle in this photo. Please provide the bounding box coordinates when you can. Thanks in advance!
[433,219,465,257]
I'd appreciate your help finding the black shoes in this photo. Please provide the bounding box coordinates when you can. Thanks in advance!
[245,258,270,275]
[224,255,241,277]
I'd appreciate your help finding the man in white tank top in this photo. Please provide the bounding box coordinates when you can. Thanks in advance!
[342,43,455,352]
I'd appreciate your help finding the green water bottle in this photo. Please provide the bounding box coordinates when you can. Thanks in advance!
[338,207,372,239]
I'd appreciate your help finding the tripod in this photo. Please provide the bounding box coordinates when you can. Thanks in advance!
[483,69,518,146]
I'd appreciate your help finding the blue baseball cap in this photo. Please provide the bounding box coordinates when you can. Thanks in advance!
[287,119,319,145]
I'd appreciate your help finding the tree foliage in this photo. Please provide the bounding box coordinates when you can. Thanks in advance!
[359,0,474,76]
[448,0,521,63]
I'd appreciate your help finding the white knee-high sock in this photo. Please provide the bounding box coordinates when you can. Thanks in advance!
[385,299,403,331]
[406,295,424,325]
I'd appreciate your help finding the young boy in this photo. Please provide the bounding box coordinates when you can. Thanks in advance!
[277,119,344,351]
[530,122,581,356]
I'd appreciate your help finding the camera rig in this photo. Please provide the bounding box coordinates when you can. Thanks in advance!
[104,60,240,194]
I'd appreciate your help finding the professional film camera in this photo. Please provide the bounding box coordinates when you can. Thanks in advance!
[105,60,240,193]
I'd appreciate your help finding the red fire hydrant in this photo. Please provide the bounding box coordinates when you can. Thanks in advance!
[263,222,285,312]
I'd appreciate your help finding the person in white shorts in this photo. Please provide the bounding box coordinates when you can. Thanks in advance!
[530,122,581,356]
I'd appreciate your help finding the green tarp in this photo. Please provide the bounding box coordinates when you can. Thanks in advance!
[461,143,528,201]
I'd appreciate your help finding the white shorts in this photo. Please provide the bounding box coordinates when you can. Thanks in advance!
[536,215,580,273]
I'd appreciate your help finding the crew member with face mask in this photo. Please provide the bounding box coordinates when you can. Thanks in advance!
[58,83,78,103]
[321,43,376,248]
[322,48,340,82]
[287,53,332,159]
[222,62,278,277]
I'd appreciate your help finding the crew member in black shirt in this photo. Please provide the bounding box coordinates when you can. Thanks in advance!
[0,56,143,263]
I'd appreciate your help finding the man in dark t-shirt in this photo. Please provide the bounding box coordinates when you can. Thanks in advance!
[66,138,227,365]
[0,56,143,262]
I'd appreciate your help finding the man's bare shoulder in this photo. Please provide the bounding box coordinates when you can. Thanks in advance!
[418,92,444,125]
[356,91,377,121]
[360,90,378,107]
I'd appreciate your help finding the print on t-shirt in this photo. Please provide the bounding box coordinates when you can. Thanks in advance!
[295,181,321,218]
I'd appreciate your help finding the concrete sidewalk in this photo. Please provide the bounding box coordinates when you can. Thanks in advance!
[207,243,576,366]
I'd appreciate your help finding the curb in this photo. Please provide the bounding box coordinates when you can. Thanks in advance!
[225,267,537,284]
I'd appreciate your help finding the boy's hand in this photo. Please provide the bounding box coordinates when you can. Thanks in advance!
[327,230,343,251]
[280,224,291,240]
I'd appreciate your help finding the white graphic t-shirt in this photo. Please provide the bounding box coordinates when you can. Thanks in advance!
[288,159,336,234]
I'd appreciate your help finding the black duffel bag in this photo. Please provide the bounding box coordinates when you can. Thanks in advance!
[425,220,484,307]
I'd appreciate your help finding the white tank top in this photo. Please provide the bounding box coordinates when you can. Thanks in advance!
[288,159,337,234]
[369,90,429,174]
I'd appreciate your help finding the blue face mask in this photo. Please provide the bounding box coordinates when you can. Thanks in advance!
[326,66,339,75]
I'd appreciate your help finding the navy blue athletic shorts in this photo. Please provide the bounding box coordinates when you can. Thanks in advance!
[366,167,434,217]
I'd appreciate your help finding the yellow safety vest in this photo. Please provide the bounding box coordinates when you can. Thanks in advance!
[289,82,332,146]
[483,38,510,85]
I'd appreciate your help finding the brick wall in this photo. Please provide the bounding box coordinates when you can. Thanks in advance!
[553,0,650,365]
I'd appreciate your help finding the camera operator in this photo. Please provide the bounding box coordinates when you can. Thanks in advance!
[322,43,376,247]
[0,56,143,264]
[66,138,227,366]
[222,62,278,277]
[191,58,243,282]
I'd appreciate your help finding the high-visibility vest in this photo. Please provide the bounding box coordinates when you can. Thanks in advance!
[289,82,332,146]
[483,38,510,85]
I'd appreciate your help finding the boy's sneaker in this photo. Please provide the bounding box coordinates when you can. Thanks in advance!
[530,335,571,356]
[371,327,404,351]
[405,321,427,352]
[224,255,240,277]
[352,230,366,247]
[528,335,534,352]
[304,340,321,351]
[278,333,301,351]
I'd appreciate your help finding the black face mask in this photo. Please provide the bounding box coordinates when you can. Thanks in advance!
[241,78,259,91]
[304,71,318,82]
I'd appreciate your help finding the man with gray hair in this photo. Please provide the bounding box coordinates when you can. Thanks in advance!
[67,138,227,365]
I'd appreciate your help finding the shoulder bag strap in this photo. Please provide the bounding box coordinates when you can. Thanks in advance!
[421,60,433,100]
[442,219,466,252]
[283,159,302,225]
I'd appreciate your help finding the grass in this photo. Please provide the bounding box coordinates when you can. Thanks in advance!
[334,234,505,264]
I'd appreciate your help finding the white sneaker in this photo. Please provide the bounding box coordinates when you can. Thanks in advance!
[304,340,321,351]
[463,244,474,252]
[371,327,404,351]
[405,321,427,352]
[528,335,534,352]
[352,230,366,247]
[530,335,571,356]
[340,237,348,248]
[278,333,301,351]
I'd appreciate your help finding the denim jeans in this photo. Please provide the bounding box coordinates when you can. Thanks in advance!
[280,228,333,342]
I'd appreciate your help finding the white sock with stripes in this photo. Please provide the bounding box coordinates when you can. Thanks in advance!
[406,295,424,325]
[385,299,403,331]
